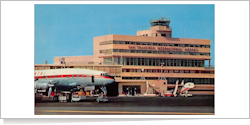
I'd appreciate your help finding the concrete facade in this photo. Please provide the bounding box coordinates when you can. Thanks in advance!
[44,18,215,96]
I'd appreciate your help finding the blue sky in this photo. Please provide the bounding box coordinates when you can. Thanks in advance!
[35,4,214,65]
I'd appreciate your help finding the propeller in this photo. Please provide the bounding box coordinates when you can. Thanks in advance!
[48,83,54,98]
[46,79,58,98]
[48,87,53,98]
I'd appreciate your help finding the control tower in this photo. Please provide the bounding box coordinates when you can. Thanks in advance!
[137,17,172,38]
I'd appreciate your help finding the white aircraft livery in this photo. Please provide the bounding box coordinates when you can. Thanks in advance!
[34,68,115,101]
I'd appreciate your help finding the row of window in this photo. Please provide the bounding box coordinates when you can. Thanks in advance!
[99,40,210,48]
[151,21,170,27]
[35,75,95,83]
[123,69,214,74]
[35,74,91,79]
[100,49,210,56]
[140,33,171,37]
[122,77,215,84]
[104,57,205,67]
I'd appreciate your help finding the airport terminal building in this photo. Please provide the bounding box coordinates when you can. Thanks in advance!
[35,18,214,96]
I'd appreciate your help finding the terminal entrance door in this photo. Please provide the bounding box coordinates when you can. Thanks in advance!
[122,85,141,96]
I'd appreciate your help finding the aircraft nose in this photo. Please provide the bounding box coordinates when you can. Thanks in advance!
[109,77,115,83]
[108,76,115,82]
[110,76,115,79]
[111,77,115,83]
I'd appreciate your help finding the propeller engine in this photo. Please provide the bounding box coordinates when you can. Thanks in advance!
[46,80,58,98]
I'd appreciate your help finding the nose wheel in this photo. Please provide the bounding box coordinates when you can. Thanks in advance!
[96,86,108,103]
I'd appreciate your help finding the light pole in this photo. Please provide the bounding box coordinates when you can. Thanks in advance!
[158,62,166,80]
[161,62,164,75]
[141,68,146,80]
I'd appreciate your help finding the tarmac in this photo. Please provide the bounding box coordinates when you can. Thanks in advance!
[35,95,214,115]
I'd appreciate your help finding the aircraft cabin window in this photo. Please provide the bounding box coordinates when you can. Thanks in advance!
[67,75,69,78]
[77,75,79,77]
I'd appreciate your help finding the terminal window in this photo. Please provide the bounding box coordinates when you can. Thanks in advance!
[161,34,166,37]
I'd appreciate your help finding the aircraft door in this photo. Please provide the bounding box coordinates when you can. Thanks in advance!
[122,85,141,96]
[91,76,94,83]
[122,86,131,96]
[131,87,135,96]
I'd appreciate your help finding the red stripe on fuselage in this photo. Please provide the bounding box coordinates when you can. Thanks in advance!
[34,74,114,80]
[180,87,189,94]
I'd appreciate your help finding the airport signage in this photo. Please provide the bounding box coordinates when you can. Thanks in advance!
[128,46,136,49]
[137,46,156,50]
[128,45,199,52]
[185,48,199,52]
[157,47,182,51]
[129,45,156,50]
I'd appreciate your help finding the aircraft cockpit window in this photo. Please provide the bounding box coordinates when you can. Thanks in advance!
[105,73,109,76]
[102,73,108,76]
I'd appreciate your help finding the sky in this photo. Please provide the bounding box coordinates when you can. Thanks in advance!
[35,4,214,65]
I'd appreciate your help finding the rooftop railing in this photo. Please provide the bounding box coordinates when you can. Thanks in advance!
[150,18,170,22]
[64,61,122,65]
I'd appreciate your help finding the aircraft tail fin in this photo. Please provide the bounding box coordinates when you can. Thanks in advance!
[173,80,179,97]
[180,82,195,94]
[180,80,184,86]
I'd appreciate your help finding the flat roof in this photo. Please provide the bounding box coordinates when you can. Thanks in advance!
[94,34,210,45]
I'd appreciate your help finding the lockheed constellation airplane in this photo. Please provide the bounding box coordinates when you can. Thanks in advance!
[35,68,115,102]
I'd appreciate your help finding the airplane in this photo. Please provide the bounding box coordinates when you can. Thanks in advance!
[164,80,195,97]
[34,68,115,102]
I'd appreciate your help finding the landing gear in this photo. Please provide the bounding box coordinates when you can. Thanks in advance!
[53,96,58,102]
[96,86,109,103]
